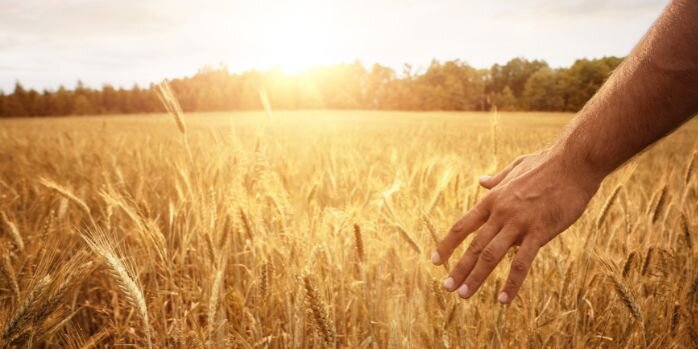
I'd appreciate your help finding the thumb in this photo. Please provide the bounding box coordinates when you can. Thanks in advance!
[479,156,525,189]
[479,174,505,189]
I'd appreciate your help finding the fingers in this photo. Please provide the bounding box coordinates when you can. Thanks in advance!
[443,221,500,291]
[498,240,539,304]
[432,202,489,265]
[457,225,519,299]
[479,156,525,189]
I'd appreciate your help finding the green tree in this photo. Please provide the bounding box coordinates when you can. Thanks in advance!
[73,95,93,115]
[492,86,517,111]
[4,83,30,116]
[560,57,622,111]
[487,58,548,103]
[0,56,625,117]
[522,67,565,111]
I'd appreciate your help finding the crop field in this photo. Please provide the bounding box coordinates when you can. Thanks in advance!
[0,111,696,348]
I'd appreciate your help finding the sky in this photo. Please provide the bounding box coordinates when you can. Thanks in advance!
[0,0,672,92]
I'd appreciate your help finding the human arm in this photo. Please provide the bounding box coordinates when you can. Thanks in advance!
[432,0,698,303]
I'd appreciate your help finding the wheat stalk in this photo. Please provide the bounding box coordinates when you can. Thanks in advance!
[431,279,447,310]
[208,257,226,348]
[38,178,91,217]
[82,230,152,349]
[37,308,81,343]
[302,274,336,346]
[622,252,636,278]
[682,213,693,250]
[641,247,654,276]
[596,185,622,228]
[1,274,52,344]
[394,224,421,254]
[609,275,642,322]
[239,207,253,241]
[353,223,364,262]
[78,328,110,349]
[1,211,24,251]
[157,80,195,165]
[259,261,272,299]
[685,149,696,185]
[670,302,680,337]
[0,253,20,297]
[157,80,186,135]
[649,185,667,223]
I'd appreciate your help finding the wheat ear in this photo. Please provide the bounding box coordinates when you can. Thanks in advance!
[609,275,642,322]
[1,211,24,251]
[353,224,364,262]
[1,274,52,344]
[0,253,20,297]
[38,178,91,216]
[596,185,622,228]
[208,257,226,348]
[82,230,152,349]
[302,274,336,346]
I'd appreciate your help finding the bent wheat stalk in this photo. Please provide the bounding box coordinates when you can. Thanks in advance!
[82,230,152,349]
[38,178,91,216]
[0,211,23,251]
[157,80,193,164]
[1,274,52,344]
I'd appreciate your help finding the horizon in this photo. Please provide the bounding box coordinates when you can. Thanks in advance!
[1,0,670,92]
[3,55,622,93]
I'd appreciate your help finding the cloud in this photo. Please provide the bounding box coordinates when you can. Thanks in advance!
[0,0,674,91]
[498,0,669,19]
[0,0,183,39]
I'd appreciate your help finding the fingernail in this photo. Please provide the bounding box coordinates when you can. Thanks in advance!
[443,277,455,290]
[431,251,441,265]
[479,175,491,182]
[458,284,469,298]
[498,292,509,303]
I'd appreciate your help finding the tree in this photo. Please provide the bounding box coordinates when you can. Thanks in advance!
[522,67,565,111]
[492,86,517,111]
[3,82,30,116]
[0,56,624,117]
[366,64,397,109]
[72,95,92,115]
[487,58,549,104]
[561,57,622,111]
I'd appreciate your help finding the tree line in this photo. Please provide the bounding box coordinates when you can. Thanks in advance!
[0,56,622,117]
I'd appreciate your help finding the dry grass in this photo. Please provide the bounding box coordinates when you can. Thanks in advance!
[0,110,696,348]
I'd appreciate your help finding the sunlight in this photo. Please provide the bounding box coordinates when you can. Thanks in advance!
[254,1,344,73]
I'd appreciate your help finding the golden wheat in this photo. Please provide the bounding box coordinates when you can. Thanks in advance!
[82,230,152,349]
[0,211,24,251]
[0,111,695,348]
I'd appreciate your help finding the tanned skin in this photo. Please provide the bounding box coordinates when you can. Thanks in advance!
[432,0,698,304]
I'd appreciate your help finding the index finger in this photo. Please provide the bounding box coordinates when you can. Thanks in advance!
[432,201,490,265]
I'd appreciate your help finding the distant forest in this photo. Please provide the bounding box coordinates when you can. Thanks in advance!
[0,57,622,117]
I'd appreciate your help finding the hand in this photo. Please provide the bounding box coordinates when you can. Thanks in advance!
[431,148,601,303]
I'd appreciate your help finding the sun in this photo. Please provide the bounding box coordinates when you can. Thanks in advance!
[255,2,344,73]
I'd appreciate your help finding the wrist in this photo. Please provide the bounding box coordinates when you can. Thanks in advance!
[546,139,607,194]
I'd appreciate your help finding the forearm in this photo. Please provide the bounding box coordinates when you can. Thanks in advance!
[553,0,698,183]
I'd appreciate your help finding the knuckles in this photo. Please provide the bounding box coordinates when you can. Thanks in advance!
[467,239,486,255]
[510,260,528,274]
[479,247,499,264]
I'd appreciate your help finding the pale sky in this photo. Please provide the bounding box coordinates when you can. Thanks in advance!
[0,0,671,92]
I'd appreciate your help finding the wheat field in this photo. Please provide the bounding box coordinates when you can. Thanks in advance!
[0,110,696,348]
